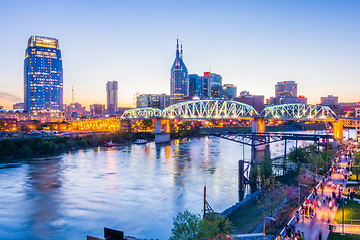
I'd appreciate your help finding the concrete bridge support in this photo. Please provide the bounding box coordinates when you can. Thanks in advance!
[155,118,170,144]
[251,117,266,156]
[333,121,343,148]
[251,117,265,133]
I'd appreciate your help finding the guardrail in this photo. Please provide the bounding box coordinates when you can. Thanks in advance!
[333,219,360,225]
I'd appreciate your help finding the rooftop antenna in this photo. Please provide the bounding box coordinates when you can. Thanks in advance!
[209,61,212,73]
[72,86,75,104]
[180,41,183,59]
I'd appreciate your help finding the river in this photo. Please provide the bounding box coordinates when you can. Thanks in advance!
[0,130,355,239]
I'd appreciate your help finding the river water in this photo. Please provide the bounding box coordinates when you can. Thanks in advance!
[0,130,355,239]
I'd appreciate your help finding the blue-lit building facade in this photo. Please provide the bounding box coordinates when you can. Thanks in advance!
[170,40,189,104]
[188,74,202,98]
[200,73,211,98]
[209,73,222,88]
[136,94,170,109]
[24,36,63,112]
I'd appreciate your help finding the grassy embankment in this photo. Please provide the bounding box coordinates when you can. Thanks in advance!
[0,131,154,160]
[227,174,316,234]
[328,232,360,240]
[227,144,334,235]
[330,200,360,239]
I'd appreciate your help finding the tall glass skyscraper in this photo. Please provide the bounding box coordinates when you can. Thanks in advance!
[188,74,202,98]
[106,81,118,114]
[24,36,63,112]
[170,39,189,104]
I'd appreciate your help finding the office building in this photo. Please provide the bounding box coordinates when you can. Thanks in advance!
[339,102,360,113]
[13,102,24,110]
[321,95,339,106]
[200,74,211,98]
[320,95,343,115]
[209,73,222,88]
[270,81,307,105]
[106,81,118,114]
[275,81,297,98]
[235,91,265,112]
[188,74,202,98]
[201,72,222,97]
[170,39,189,104]
[136,94,170,109]
[64,102,86,121]
[211,86,227,99]
[90,104,105,115]
[24,36,63,112]
[223,84,237,99]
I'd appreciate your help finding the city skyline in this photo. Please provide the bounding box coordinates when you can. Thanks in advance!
[0,0,360,110]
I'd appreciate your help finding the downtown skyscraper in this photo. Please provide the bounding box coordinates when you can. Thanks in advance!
[24,36,63,112]
[106,81,118,114]
[170,39,188,104]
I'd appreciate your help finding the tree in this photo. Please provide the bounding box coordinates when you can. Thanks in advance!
[260,155,272,181]
[170,210,202,240]
[308,152,325,175]
[140,119,153,132]
[170,210,233,240]
[257,177,285,217]
[287,146,307,163]
[249,164,259,190]
[0,122,5,131]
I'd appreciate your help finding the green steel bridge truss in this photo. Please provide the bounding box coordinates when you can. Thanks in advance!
[121,107,162,119]
[162,100,257,119]
[121,101,339,121]
[260,104,337,121]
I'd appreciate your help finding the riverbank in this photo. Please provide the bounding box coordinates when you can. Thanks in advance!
[0,131,154,160]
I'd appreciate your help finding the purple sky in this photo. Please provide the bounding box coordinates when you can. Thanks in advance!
[0,0,359,109]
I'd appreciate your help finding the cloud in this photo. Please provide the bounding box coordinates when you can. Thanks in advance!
[0,91,22,102]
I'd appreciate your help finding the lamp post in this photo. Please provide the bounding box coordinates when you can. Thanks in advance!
[263,216,276,240]
[341,198,347,236]
[299,183,307,208]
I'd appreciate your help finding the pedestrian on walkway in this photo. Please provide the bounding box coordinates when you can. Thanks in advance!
[296,211,300,223]
[302,209,305,222]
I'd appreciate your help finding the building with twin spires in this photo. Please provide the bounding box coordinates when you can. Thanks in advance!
[170,39,189,104]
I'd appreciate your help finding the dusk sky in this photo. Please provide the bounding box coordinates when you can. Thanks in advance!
[0,0,359,109]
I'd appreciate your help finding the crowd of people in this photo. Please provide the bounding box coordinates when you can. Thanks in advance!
[276,144,357,240]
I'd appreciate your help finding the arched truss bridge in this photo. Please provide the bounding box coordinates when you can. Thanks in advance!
[121,100,257,119]
[121,101,359,123]
[260,104,337,121]
[121,108,162,119]
[162,100,257,119]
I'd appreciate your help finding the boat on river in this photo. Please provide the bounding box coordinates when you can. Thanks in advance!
[103,140,119,147]
[133,139,148,144]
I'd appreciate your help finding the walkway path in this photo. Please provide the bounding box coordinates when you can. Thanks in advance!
[281,148,354,240]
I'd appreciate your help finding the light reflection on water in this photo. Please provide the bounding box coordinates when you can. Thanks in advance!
[0,130,355,240]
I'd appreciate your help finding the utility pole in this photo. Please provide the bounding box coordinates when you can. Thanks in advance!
[203,185,206,218]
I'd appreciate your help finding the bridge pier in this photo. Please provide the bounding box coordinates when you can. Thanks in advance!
[251,118,267,161]
[251,117,265,133]
[155,118,170,144]
[333,121,343,148]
